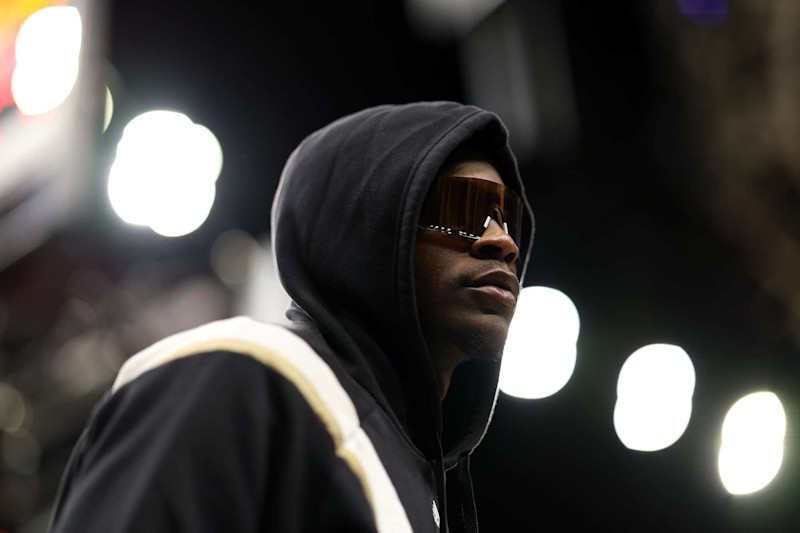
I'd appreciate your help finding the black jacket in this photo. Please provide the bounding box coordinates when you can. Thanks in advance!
[49,102,536,532]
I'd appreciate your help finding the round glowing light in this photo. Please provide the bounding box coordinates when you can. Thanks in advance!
[107,110,223,237]
[511,286,580,344]
[617,344,696,401]
[719,392,786,495]
[0,382,29,435]
[149,179,216,237]
[107,159,152,226]
[210,229,260,285]
[499,286,580,399]
[614,344,695,451]
[500,340,576,399]
[104,86,113,131]
[12,6,83,115]
[190,125,224,182]
[614,395,693,452]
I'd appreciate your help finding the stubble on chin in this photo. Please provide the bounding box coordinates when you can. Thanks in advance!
[457,325,507,362]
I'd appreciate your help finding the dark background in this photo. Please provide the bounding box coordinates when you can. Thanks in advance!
[2,0,800,531]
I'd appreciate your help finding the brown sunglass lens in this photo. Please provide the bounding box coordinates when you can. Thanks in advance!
[420,176,522,245]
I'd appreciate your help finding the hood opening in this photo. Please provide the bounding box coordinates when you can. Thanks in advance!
[272,102,535,461]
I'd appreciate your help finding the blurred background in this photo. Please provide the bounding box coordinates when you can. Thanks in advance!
[1,0,799,531]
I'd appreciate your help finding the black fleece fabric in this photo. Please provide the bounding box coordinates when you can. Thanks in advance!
[48,102,535,533]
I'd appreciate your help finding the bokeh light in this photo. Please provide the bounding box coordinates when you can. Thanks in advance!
[614,344,695,451]
[1,432,41,475]
[103,86,113,131]
[0,382,29,435]
[210,229,260,286]
[500,286,580,399]
[108,110,223,237]
[11,6,82,115]
[718,391,786,495]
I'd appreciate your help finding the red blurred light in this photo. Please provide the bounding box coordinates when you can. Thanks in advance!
[0,0,68,112]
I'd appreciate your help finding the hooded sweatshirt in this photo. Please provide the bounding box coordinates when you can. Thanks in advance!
[48,102,535,533]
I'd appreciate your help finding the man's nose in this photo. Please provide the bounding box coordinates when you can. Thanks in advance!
[471,218,519,268]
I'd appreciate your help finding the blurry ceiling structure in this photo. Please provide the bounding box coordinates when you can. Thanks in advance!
[656,0,800,349]
[462,0,579,163]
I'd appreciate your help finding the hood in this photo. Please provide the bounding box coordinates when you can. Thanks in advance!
[270,101,535,464]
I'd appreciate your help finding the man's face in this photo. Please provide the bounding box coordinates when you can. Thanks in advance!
[414,146,521,365]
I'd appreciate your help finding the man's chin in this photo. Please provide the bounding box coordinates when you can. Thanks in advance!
[457,321,509,362]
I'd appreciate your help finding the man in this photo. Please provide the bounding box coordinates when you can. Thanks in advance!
[49,102,535,532]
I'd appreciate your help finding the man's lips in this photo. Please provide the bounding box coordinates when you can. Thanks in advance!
[464,268,520,310]
[467,269,520,301]
[467,284,517,307]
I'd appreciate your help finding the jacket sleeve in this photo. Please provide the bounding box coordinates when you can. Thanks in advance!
[48,351,376,533]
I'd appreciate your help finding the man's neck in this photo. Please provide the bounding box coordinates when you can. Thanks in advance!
[431,346,468,401]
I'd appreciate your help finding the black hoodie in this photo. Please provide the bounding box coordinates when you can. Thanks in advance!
[49,102,535,533]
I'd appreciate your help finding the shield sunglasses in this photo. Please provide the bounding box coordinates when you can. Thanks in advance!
[417,175,523,248]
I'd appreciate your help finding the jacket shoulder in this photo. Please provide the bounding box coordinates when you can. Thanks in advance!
[106,316,412,533]
[50,318,376,532]
[113,317,361,439]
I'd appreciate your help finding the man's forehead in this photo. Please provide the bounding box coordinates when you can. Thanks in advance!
[437,142,504,186]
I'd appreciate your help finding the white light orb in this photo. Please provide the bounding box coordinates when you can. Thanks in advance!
[617,344,696,401]
[107,110,223,237]
[510,286,580,345]
[149,179,216,237]
[614,344,695,451]
[719,391,786,495]
[614,395,693,452]
[189,124,224,182]
[107,159,154,226]
[12,6,82,115]
[104,86,113,131]
[500,339,576,399]
[499,286,580,399]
